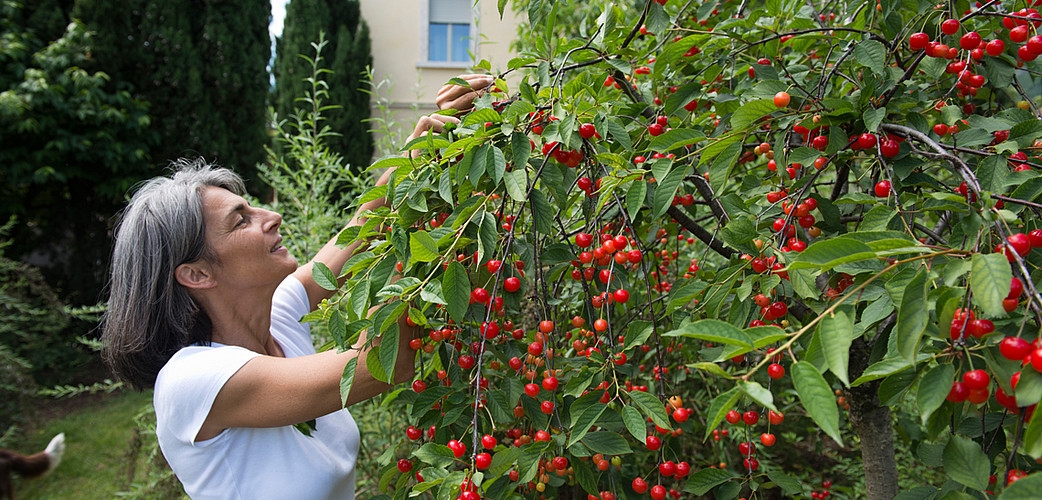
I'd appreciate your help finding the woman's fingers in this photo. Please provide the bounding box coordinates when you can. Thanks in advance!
[406,114,461,158]
[436,74,494,111]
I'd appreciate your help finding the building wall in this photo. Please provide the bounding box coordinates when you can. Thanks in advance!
[360,0,522,157]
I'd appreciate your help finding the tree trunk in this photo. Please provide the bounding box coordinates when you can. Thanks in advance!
[848,335,899,500]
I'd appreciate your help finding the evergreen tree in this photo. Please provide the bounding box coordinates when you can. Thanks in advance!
[73,0,270,179]
[274,0,373,171]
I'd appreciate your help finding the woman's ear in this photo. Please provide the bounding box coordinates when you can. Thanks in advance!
[175,262,216,290]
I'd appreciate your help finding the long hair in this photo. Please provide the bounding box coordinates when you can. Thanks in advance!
[102,159,245,389]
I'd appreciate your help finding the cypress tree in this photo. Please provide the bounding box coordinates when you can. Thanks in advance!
[274,0,373,171]
[74,0,270,179]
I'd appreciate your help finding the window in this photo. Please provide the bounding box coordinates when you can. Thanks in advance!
[428,0,472,63]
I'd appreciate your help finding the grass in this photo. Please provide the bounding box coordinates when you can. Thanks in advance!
[8,390,182,499]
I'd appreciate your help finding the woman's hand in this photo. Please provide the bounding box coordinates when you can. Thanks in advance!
[435,74,494,112]
[406,114,461,159]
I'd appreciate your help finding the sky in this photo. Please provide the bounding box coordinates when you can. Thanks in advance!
[270,0,287,42]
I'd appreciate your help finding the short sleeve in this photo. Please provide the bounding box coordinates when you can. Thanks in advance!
[154,346,261,447]
[270,276,314,354]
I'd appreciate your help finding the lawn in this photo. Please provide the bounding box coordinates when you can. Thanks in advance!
[8,389,186,500]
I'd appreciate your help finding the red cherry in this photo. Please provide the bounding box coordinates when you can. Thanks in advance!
[742,410,760,425]
[614,289,630,303]
[1009,277,1024,300]
[858,133,878,149]
[579,123,596,139]
[632,478,649,494]
[659,461,676,476]
[458,354,475,370]
[909,32,930,50]
[397,459,413,473]
[774,91,791,108]
[448,439,466,458]
[880,139,899,158]
[470,287,489,304]
[874,180,892,197]
[726,409,741,424]
[940,18,960,35]
[648,123,664,136]
[406,425,422,440]
[646,435,662,450]
[947,381,969,402]
[962,369,990,390]
[1008,234,1031,256]
[769,301,788,318]
[960,31,981,50]
[412,380,427,393]
[768,363,786,379]
[482,434,497,449]
[1002,337,1033,361]
[540,400,555,414]
[986,39,1005,56]
[650,485,667,500]
[768,410,784,425]
[542,376,559,391]
[761,433,776,446]
[525,383,540,398]
[966,319,994,339]
[476,452,492,469]
[504,277,520,292]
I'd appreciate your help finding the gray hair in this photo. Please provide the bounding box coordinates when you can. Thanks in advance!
[102,158,245,389]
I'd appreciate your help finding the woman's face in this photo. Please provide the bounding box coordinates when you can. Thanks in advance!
[198,186,297,290]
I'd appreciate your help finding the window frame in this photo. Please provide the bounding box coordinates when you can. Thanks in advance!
[419,0,477,68]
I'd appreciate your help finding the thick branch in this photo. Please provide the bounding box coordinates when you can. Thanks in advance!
[667,205,737,258]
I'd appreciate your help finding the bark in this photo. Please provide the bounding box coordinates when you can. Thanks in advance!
[847,335,899,500]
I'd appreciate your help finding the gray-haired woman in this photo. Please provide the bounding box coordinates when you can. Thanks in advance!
[100,72,492,500]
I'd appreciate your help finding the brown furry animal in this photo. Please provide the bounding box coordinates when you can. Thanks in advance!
[0,433,65,500]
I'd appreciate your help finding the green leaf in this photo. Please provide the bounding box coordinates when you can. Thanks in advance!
[998,473,1042,499]
[896,269,929,362]
[648,128,705,153]
[1015,369,1042,408]
[854,40,886,75]
[510,131,531,171]
[942,435,989,491]
[626,181,647,221]
[787,146,821,168]
[312,262,338,291]
[339,357,358,407]
[766,468,802,494]
[580,431,632,455]
[704,386,741,440]
[976,155,1011,193]
[690,361,734,378]
[852,356,917,386]
[1022,406,1042,459]
[443,261,470,324]
[792,362,843,445]
[685,468,735,494]
[970,253,1012,318]
[652,163,690,218]
[863,106,887,132]
[622,406,647,443]
[818,306,853,386]
[669,319,753,348]
[605,116,632,151]
[530,189,553,233]
[707,141,743,191]
[504,169,527,202]
[917,364,954,425]
[414,443,457,468]
[567,400,607,447]
[739,380,776,411]
[625,389,672,430]
[788,237,879,271]
[409,230,440,263]
[730,99,778,131]
[571,455,599,496]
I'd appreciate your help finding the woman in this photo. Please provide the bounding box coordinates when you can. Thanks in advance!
[101,74,493,499]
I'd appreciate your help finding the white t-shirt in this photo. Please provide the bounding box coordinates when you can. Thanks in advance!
[154,276,360,500]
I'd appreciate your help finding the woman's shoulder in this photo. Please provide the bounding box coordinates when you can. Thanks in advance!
[155,344,260,396]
